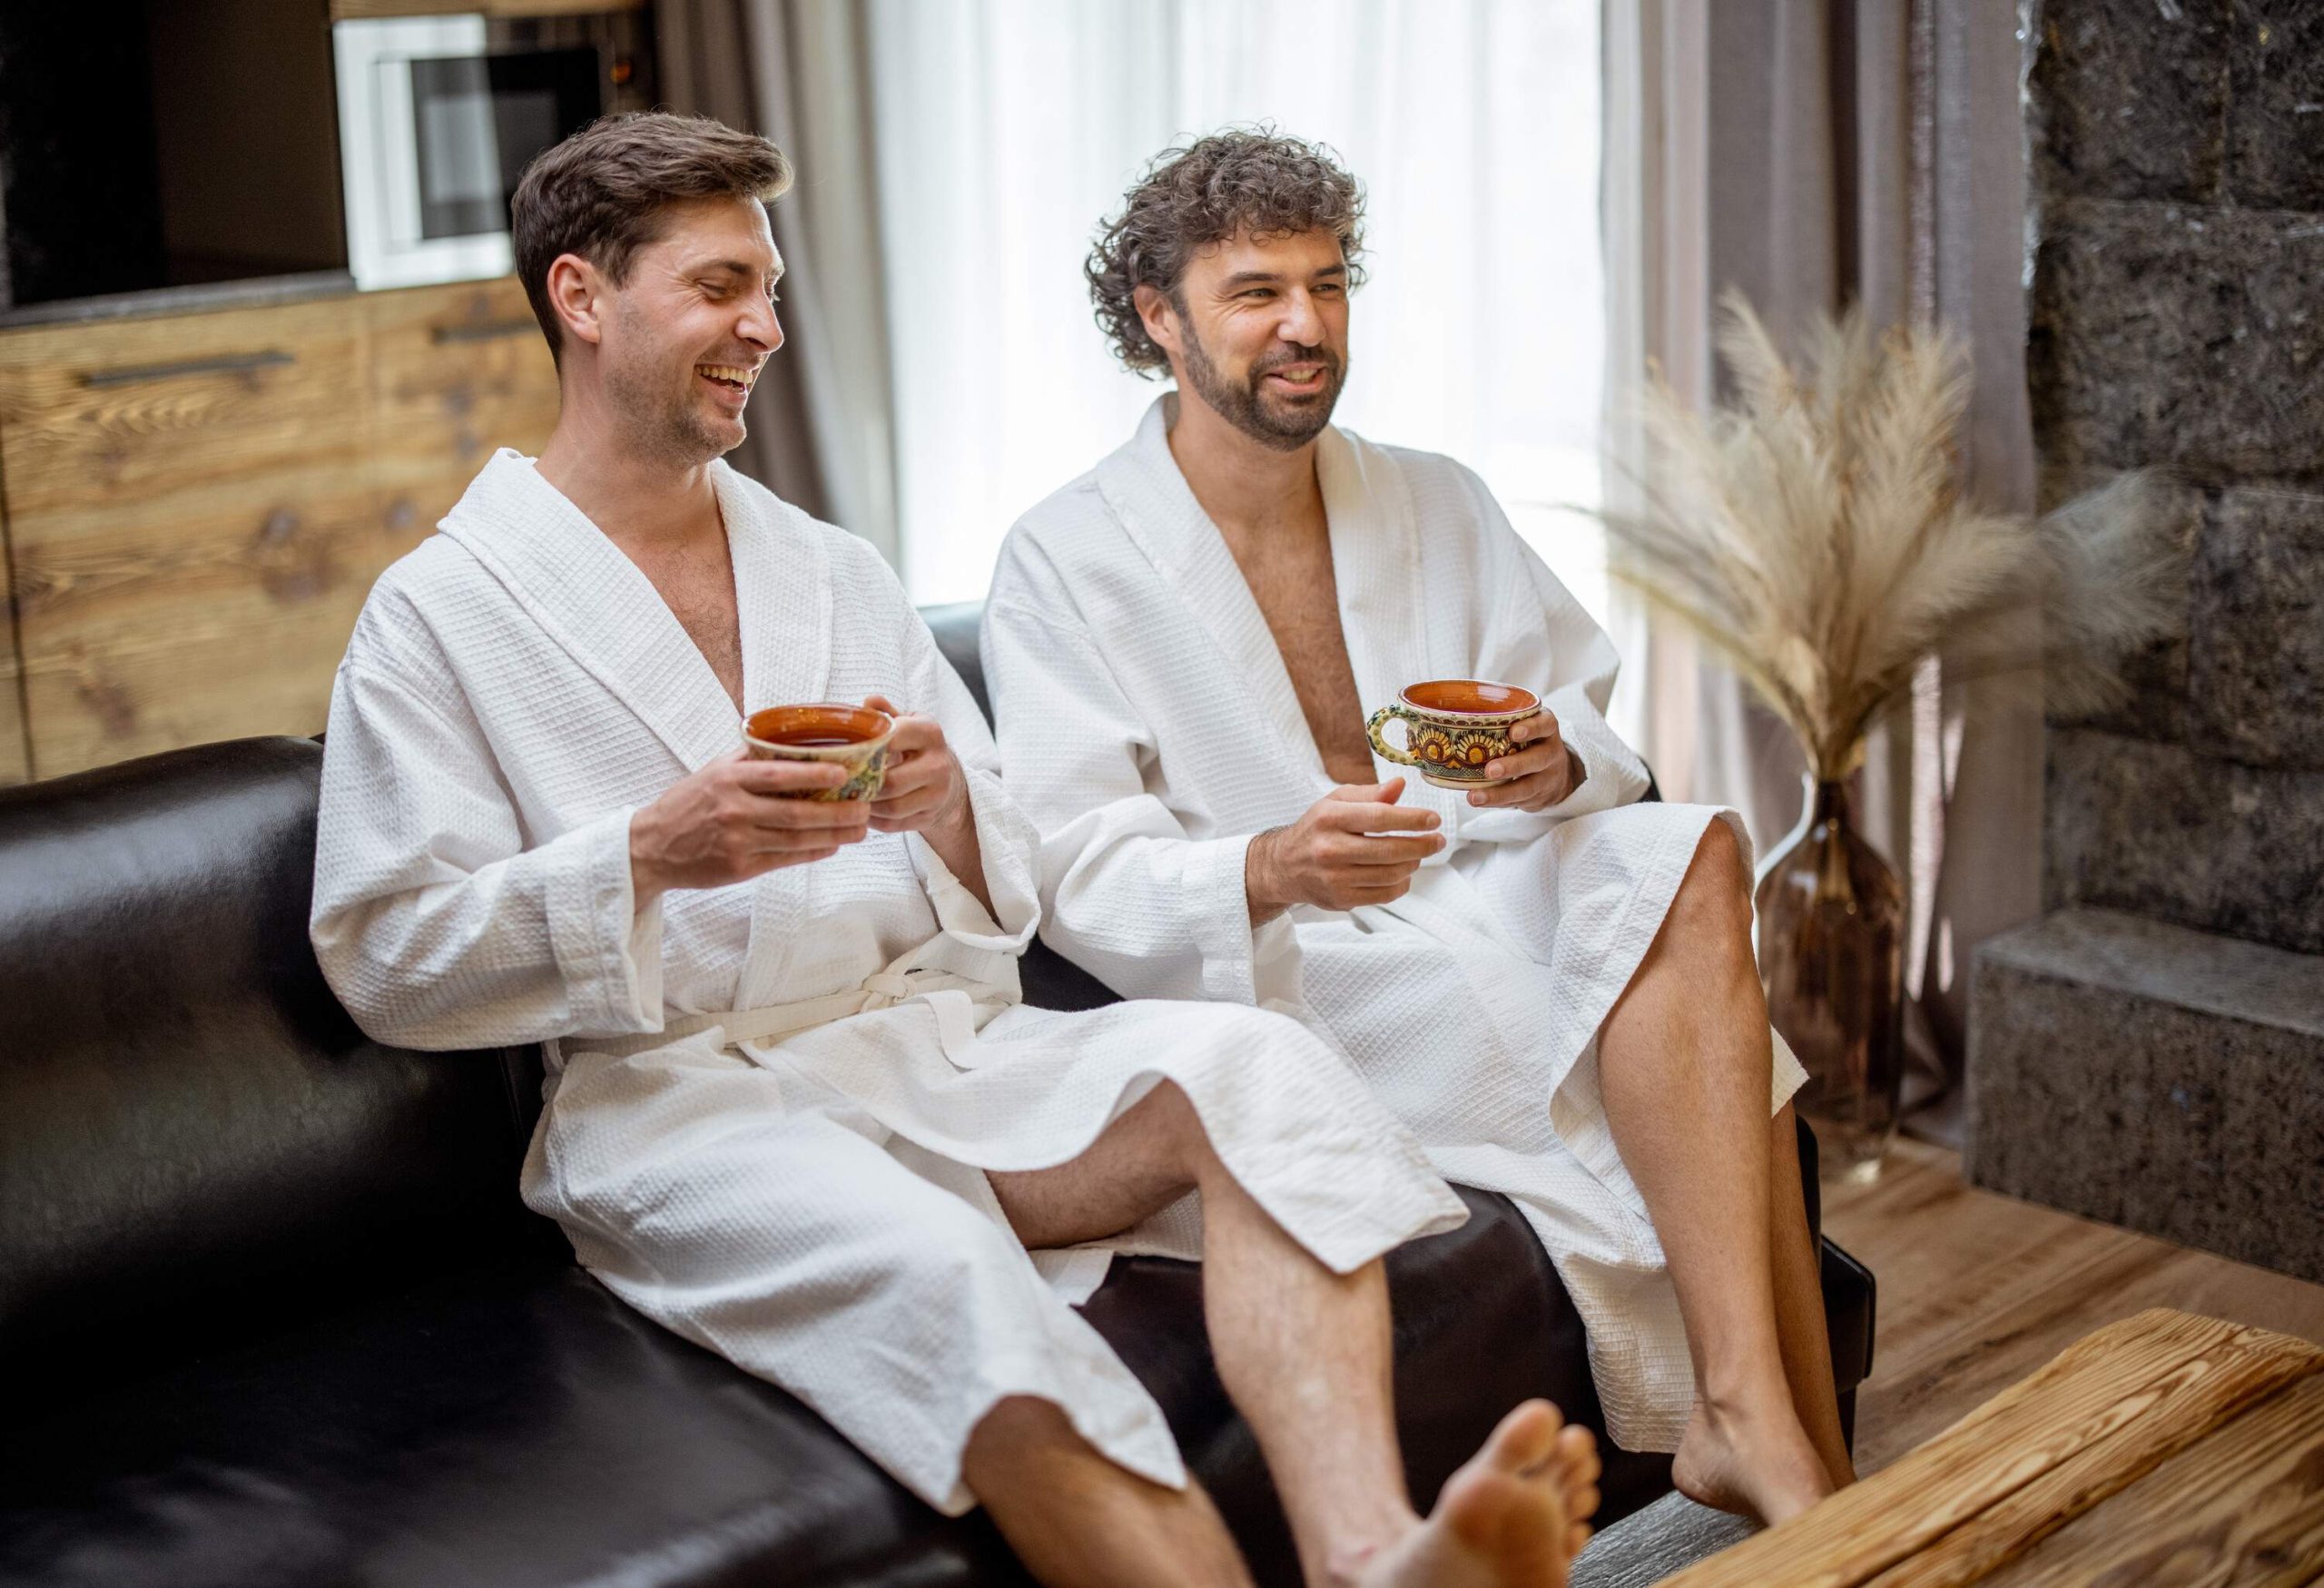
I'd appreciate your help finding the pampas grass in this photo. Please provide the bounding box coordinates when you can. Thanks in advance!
[1597,291,2179,781]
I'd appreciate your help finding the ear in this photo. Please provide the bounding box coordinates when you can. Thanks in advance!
[1133,282,1183,364]
[547,252,606,352]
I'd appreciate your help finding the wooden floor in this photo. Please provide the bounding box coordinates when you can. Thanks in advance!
[1821,1137,2324,1475]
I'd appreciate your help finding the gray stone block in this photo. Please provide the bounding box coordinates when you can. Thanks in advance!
[2226,2,2324,210]
[2029,198,2324,478]
[1967,907,2324,1282]
[2031,0,2229,202]
[2045,726,2324,953]
[2188,485,2324,767]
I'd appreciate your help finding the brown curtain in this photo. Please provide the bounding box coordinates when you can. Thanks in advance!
[1607,0,2038,1131]
[656,0,899,559]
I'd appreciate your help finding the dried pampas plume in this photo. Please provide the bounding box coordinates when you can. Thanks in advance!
[1597,292,2177,781]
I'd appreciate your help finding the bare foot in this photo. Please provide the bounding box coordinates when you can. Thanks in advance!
[1670,1394,1835,1526]
[1352,1401,1600,1587]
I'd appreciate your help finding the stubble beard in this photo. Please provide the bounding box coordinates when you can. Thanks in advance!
[603,329,743,469]
[1177,315,1345,454]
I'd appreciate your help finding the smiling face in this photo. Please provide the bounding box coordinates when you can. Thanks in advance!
[1148,227,1351,451]
[582,193,784,466]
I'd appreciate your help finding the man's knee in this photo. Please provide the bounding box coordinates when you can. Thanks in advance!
[964,1393,1078,1476]
[1125,1079,1219,1178]
[1673,818,1754,937]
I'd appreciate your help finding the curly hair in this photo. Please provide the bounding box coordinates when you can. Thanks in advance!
[1088,128,1367,378]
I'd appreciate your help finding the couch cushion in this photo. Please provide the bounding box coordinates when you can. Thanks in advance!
[921,600,992,723]
[0,739,542,1386]
[0,1188,1672,1588]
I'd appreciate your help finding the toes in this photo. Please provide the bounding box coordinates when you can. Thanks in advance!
[1566,1521,1593,1561]
[1485,1399,1564,1473]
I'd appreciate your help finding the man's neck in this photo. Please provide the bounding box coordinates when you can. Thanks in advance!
[1164,389,1325,539]
[536,401,719,551]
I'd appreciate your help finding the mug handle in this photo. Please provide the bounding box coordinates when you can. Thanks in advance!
[1364,704,1423,767]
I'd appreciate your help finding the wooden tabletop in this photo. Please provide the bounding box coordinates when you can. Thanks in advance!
[1664,1307,2324,1585]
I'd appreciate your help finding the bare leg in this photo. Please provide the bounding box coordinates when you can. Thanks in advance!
[1595,821,1836,1525]
[990,1080,1597,1587]
[962,1395,1255,1588]
[1769,1105,1856,1488]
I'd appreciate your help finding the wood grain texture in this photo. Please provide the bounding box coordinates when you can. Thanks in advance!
[1660,1311,2311,1588]
[1865,1324,2324,1587]
[0,491,28,784]
[0,299,366,521]
[367,276,561,513]
[1824,1139,2324,1477]
[12,470,416,774]
[0,278,562,777]
[1986,1371,2324,1586]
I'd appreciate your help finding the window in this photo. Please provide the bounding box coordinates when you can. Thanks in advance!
[870,0,1608,637]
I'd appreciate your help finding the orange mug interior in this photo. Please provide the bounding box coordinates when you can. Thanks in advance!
[1401,679,1539,715]
[744,703,892,748]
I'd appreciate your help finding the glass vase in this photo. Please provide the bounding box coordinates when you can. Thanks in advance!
[1754,774,1906,1182]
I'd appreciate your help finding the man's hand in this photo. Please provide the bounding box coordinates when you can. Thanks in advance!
[1466,709,1585,812]
[1246,779,1444,922]
[862,694,970,838]
[629,748,872,906]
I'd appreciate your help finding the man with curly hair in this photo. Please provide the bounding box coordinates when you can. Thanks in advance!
[982,129,1856,1526]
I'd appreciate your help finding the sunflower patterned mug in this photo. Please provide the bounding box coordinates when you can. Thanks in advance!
[1364,680,1542,789]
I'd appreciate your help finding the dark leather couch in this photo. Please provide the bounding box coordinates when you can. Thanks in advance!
[0,604,1873,1588]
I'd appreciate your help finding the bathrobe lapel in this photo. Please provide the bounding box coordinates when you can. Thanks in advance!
[1095,399,1322,788]
[438,449,750,777]
[1313,426,1433,774]
[438,451,836,1010]
[716,461,834,1008]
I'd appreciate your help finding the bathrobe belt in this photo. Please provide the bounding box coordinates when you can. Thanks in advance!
[569,963,1013,1067]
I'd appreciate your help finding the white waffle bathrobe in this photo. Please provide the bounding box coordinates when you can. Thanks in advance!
[982,397,1807,1453]
[310,449,1465,1513]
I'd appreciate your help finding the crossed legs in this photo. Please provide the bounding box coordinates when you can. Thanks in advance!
[967,1080,1601,1588]
[1596,819,1856,1524]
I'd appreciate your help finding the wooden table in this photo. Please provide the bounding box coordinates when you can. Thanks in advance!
[1666,1307,2324,1585]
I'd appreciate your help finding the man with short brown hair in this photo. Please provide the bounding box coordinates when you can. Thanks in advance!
[986,130,1856,1527]
[313,113,1598,1588]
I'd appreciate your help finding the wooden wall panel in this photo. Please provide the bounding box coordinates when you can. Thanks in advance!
[0,511,29,785]
[0,300,366,521]
[12,470,420,775]
[0,276,562,779]
[367,275,562,528]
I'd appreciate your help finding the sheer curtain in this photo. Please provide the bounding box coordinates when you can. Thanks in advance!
[1601,0,2041,1125]
[866,1,1629,735]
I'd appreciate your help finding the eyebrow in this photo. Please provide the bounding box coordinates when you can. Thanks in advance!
[1219,262,1347,288]
[694,258,785,282]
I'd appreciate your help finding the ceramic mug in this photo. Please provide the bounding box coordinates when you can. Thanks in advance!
[1364,680,1541,789]
[743,703,893,801]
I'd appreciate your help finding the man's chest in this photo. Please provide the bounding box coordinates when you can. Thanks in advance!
[632,547,745,711]
[1235,545,1375,784]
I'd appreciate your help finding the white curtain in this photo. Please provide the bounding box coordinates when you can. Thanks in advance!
[866,0,1632,739]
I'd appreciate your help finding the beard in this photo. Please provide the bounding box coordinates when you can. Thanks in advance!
[602,313,744,466]
[1178,318,1345,452]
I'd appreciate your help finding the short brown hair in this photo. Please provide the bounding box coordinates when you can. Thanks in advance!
[1088,128,1367,377]
[511,113,793,364]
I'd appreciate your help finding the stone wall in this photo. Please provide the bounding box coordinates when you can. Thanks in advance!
[1966,0,2324,1279]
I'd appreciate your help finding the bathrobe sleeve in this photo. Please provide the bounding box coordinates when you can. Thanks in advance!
[981,566,1293,1009]
[310,630,665,1052]
[1452,465,1653,846]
